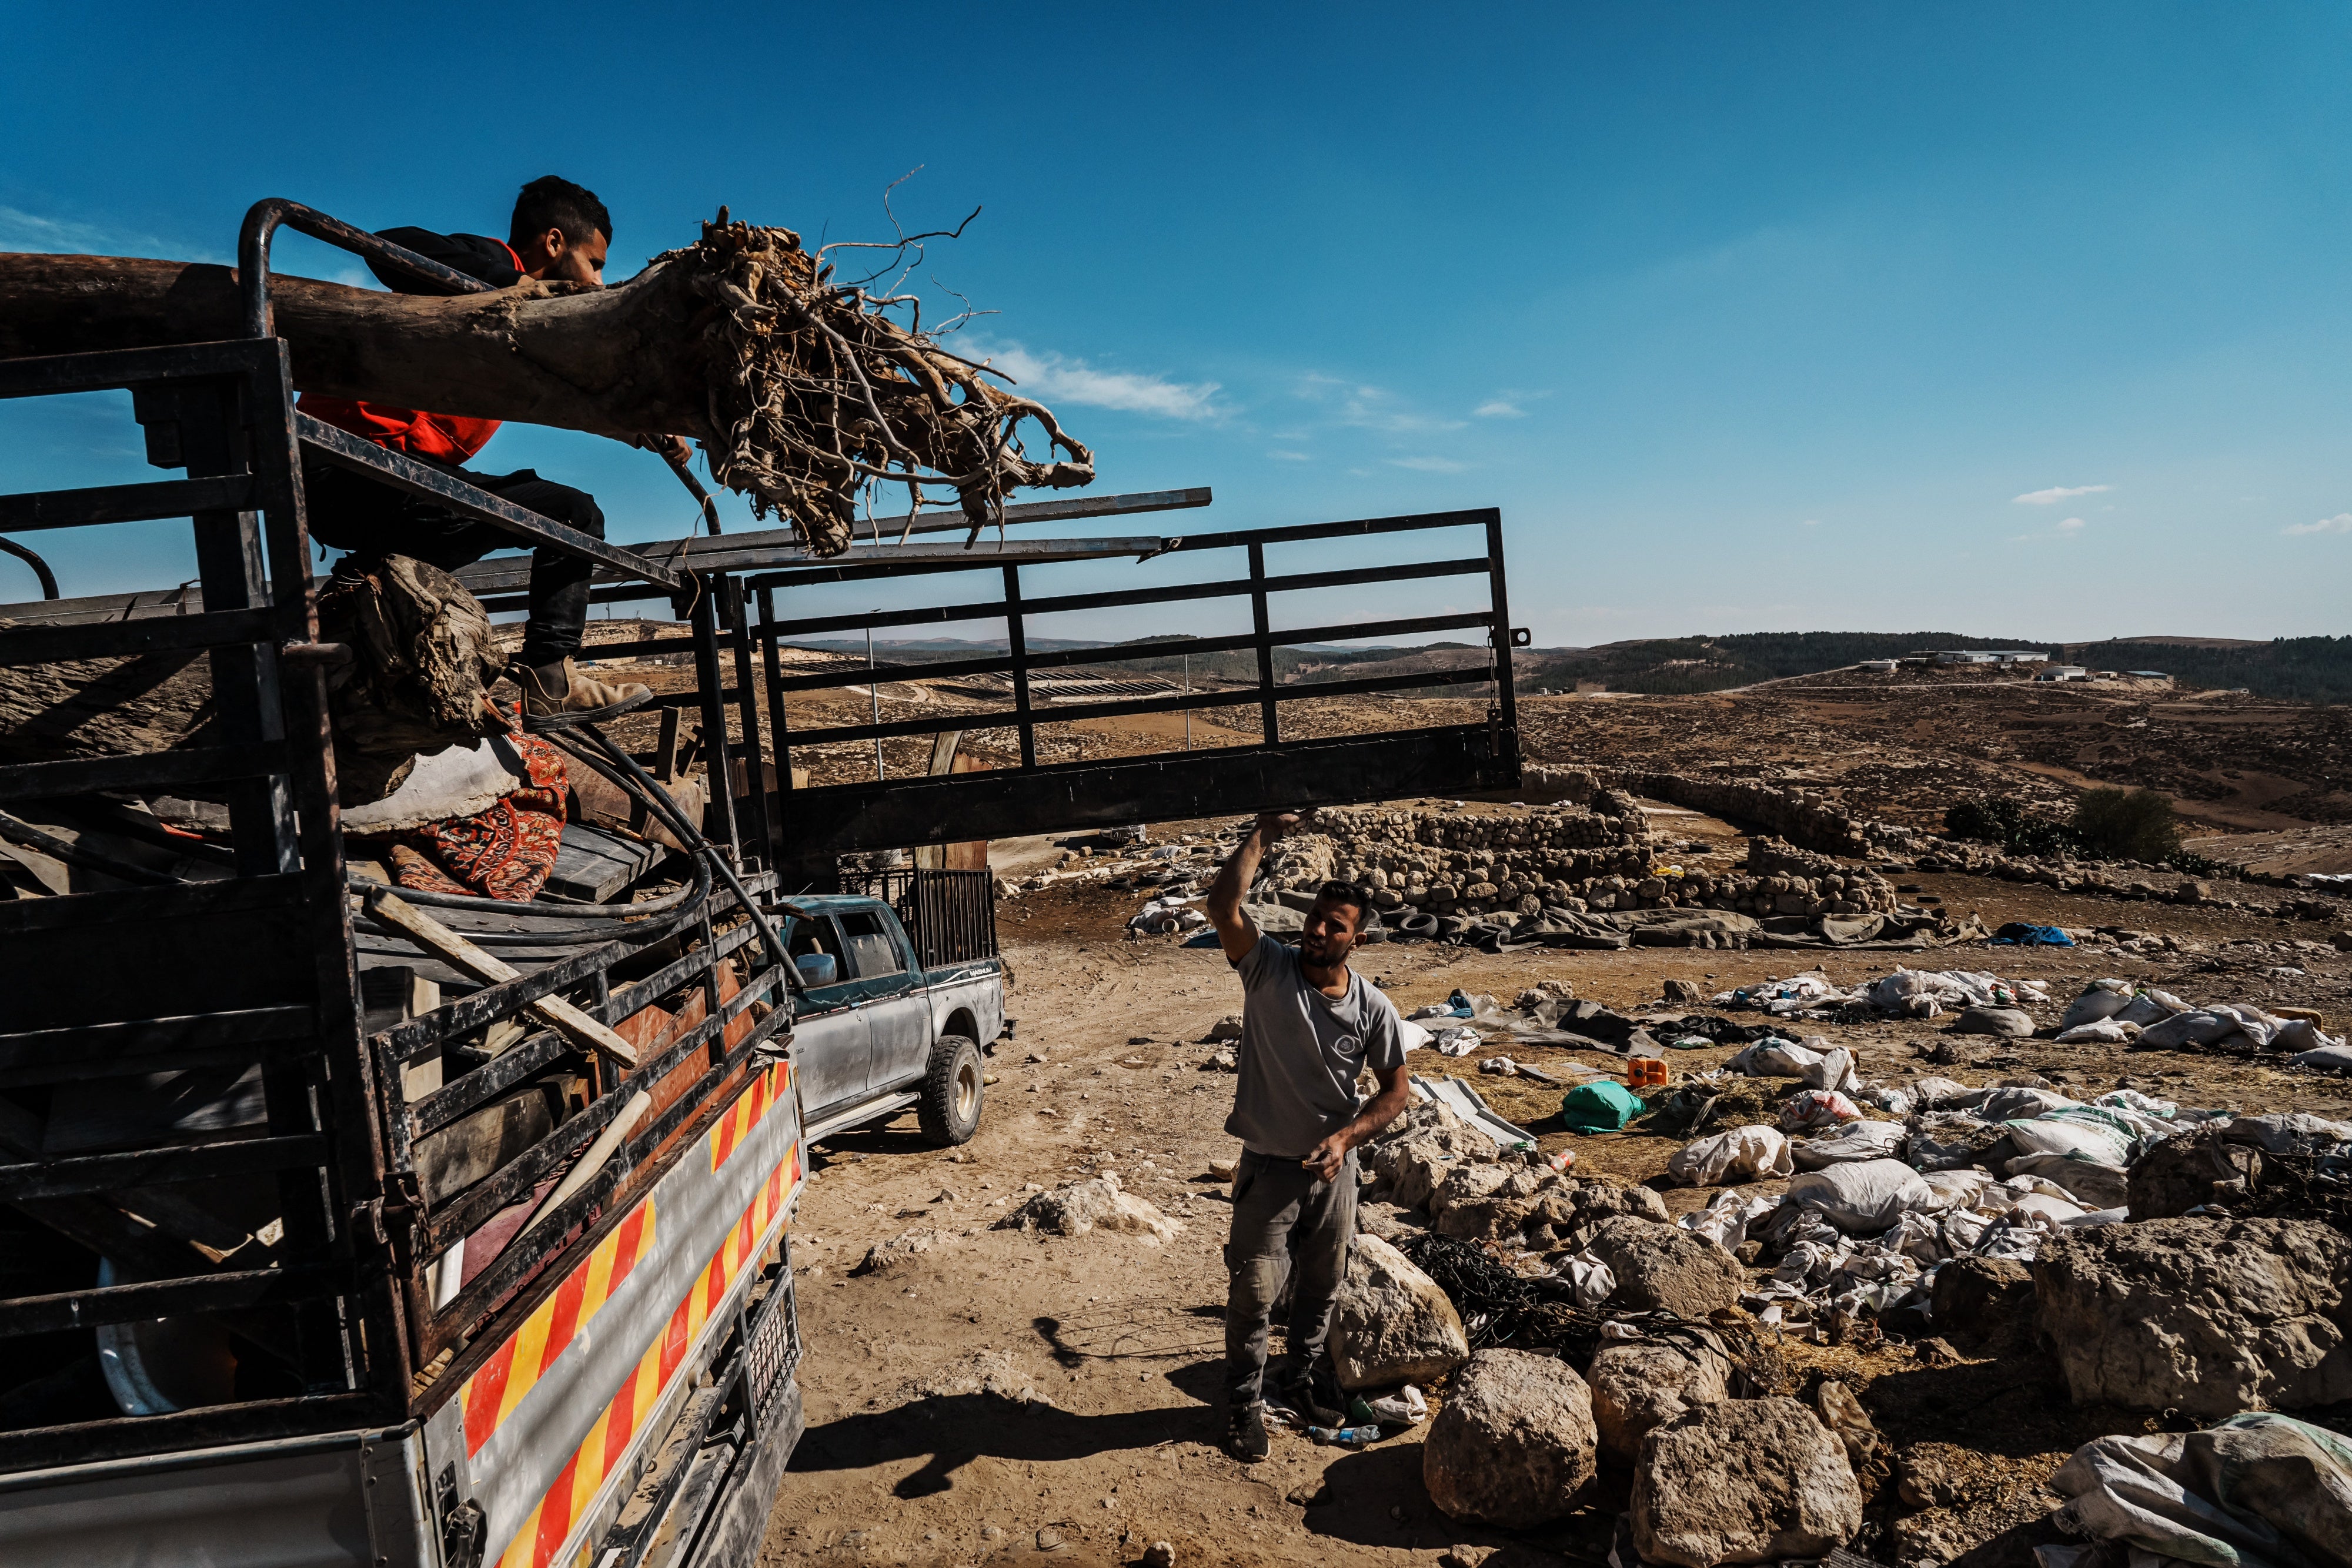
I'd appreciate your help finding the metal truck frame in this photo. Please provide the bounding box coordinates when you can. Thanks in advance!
[0,197,1524,1568]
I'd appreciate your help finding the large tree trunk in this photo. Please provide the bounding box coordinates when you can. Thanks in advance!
[0,253,711,443]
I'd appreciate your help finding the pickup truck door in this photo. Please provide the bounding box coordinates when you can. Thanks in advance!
[784,913,869,1116]
[838,905,931,1092]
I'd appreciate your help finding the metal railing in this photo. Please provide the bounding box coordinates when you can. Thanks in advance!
[835,867,1000,969]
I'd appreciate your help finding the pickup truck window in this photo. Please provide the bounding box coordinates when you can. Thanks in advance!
[786,914,850,983]
[838,909,906,979]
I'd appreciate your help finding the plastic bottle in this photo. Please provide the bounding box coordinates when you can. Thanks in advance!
[1305,1424,1381,1447]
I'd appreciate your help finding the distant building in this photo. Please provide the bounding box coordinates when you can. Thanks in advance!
[1933,648,2049,665]
[1857,659,1899,673]
[1933,651,1997,665]
[2126,670,2172,681]
[2037,665,2089,681]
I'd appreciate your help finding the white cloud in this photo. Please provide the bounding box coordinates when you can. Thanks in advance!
[2283,512,2352,536]
[0,205,225,263]
[2056,516,2086,533]
[1267,449,1311,462]
[972,340,1220,421]
[1388,456,1468,473]
[1800,518,1822,527]
[1474,399,1525,419]
[2013,483,2112,505]
[1295,373,1467,436]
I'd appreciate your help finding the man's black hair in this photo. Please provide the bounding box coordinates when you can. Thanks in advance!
[1312,880,1369,926]
[511,176,612,247]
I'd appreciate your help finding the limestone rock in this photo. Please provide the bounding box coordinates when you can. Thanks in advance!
[1428,1161,1522,1222]
[1954,1005,2036,1038]
[1930,1256,2032,1336]
[2127,1132,2262,1220]
[1579,1214,1743,1318]
[1329,1232,1471,1391]
[2033,1216,2352,1415]
[991,1173,1183,1243]
[1422,1348,1599,1528]
[1632,1397,1865,1567]
[855,1226,953,1275]
[1585,1340,1730,1461]
[1202,1015,1243,1042]
[1442,1172,1669,1244]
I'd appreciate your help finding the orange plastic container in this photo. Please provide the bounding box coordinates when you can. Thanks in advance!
[1628,1057,1667,1088]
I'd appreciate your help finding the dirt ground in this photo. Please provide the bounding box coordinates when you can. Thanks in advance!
[757,810,2352,1568]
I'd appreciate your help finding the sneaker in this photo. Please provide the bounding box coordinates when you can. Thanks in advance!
[517,657,654,718]
[1223,1402,1271,1463]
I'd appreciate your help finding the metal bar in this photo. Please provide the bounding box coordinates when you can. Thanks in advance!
[0,1391,381,1472]
[471,535,1167,602]
[1157,506,1497,553]
[690,575,741,861]
[778,661,1498,749]
[758,584,792,833]
[0,604,294,668]
[0,742,289,804]
[0,1005,314,1075]
[0,339,286,402]
[755,554,1490,642]
[1486,510,1518,739]
[726,579,772,867]
[772,723,1515,867]
[239,197,493,338]
[0,1134,332,1202]
[762,610,1495,694]
[1003,564,1035,770]
[1249,541,1278,744]
[296,416,684,590]
[0,1265,347,1338]
[0,474,257,533]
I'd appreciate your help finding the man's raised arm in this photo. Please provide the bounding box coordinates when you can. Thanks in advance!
[1205,810,1298,964]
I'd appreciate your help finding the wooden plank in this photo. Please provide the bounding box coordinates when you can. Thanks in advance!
[0,1005,313,1076]
[543,821,659,904]
[0,1132,331,1202]
[365,891,640,1068]
[0,1265,343,1338]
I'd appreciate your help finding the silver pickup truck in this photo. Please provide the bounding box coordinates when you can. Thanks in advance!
[780,894,1006,1147]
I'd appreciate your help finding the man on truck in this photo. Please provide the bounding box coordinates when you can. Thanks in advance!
[1204,810,1411,1463]
[299,175,681,716]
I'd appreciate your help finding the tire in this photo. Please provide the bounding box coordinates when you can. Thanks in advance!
[917,1033,984,1146]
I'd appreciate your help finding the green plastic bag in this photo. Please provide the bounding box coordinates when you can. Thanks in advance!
[1560,1079,1643,1132]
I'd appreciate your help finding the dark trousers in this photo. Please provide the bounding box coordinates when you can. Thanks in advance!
[1223,1146,1357,1407]
[303,458,607,668]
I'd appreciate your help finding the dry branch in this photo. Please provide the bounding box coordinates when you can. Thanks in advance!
[0,210,1093,557]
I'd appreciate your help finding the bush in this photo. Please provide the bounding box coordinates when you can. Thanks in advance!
[2071,788,2180,863]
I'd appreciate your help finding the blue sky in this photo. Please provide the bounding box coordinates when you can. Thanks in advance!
[5,3,2350,647]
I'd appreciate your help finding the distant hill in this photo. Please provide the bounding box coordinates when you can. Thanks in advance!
[784,629,2352,704]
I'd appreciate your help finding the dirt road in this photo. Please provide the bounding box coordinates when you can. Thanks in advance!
[762,860,2352,1567]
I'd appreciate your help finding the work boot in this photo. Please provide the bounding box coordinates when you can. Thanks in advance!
[517,657,654,718]
[1222,1402,1271,1463]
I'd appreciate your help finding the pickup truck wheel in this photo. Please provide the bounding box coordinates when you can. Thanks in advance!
[918,1033,984,1145]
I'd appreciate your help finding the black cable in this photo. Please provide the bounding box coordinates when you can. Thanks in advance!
[0,536,59,600]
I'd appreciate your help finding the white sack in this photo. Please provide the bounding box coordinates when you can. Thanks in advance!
[1791,1119,1907,1171]
[1787,1158,1935,1234]
[2057,979,2136,1032]
[1780,1089,1864,1132]
[1666,1124,1794,1186]
[2004,1115,2134,1168]
[2055,1018,2138,1045]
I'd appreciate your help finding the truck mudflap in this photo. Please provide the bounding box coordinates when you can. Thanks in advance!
[426,1058,806,1568]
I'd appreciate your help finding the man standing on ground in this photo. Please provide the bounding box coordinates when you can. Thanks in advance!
[300,175,688,716]
[1204,810,1411,1462]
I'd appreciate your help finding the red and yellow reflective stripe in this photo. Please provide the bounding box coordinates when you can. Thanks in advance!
[709,1060,790,1172]
[460,1198,656,1457]
[494,1148,799,1568]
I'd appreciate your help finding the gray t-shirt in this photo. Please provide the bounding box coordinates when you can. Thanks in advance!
[1224,934,1408,1158]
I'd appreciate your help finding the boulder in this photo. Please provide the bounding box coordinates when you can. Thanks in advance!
[1585,1340,1730,1462]
[1632,1398,1865,1568]
[1373,1135,1468,1211]
[991,1174,1182,1242]
[1329,1232,1470,1392]
[1428,1161,1524,1222]
[2034,1217,2352,1416]
[1579,1215,1743,1318]
[2127,1132,2263,1220]
[1954,1005,2036,1038]
[1422,1348,1599,1528]
[1930,1256,2032,1336]
[854,1226,953,1275]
